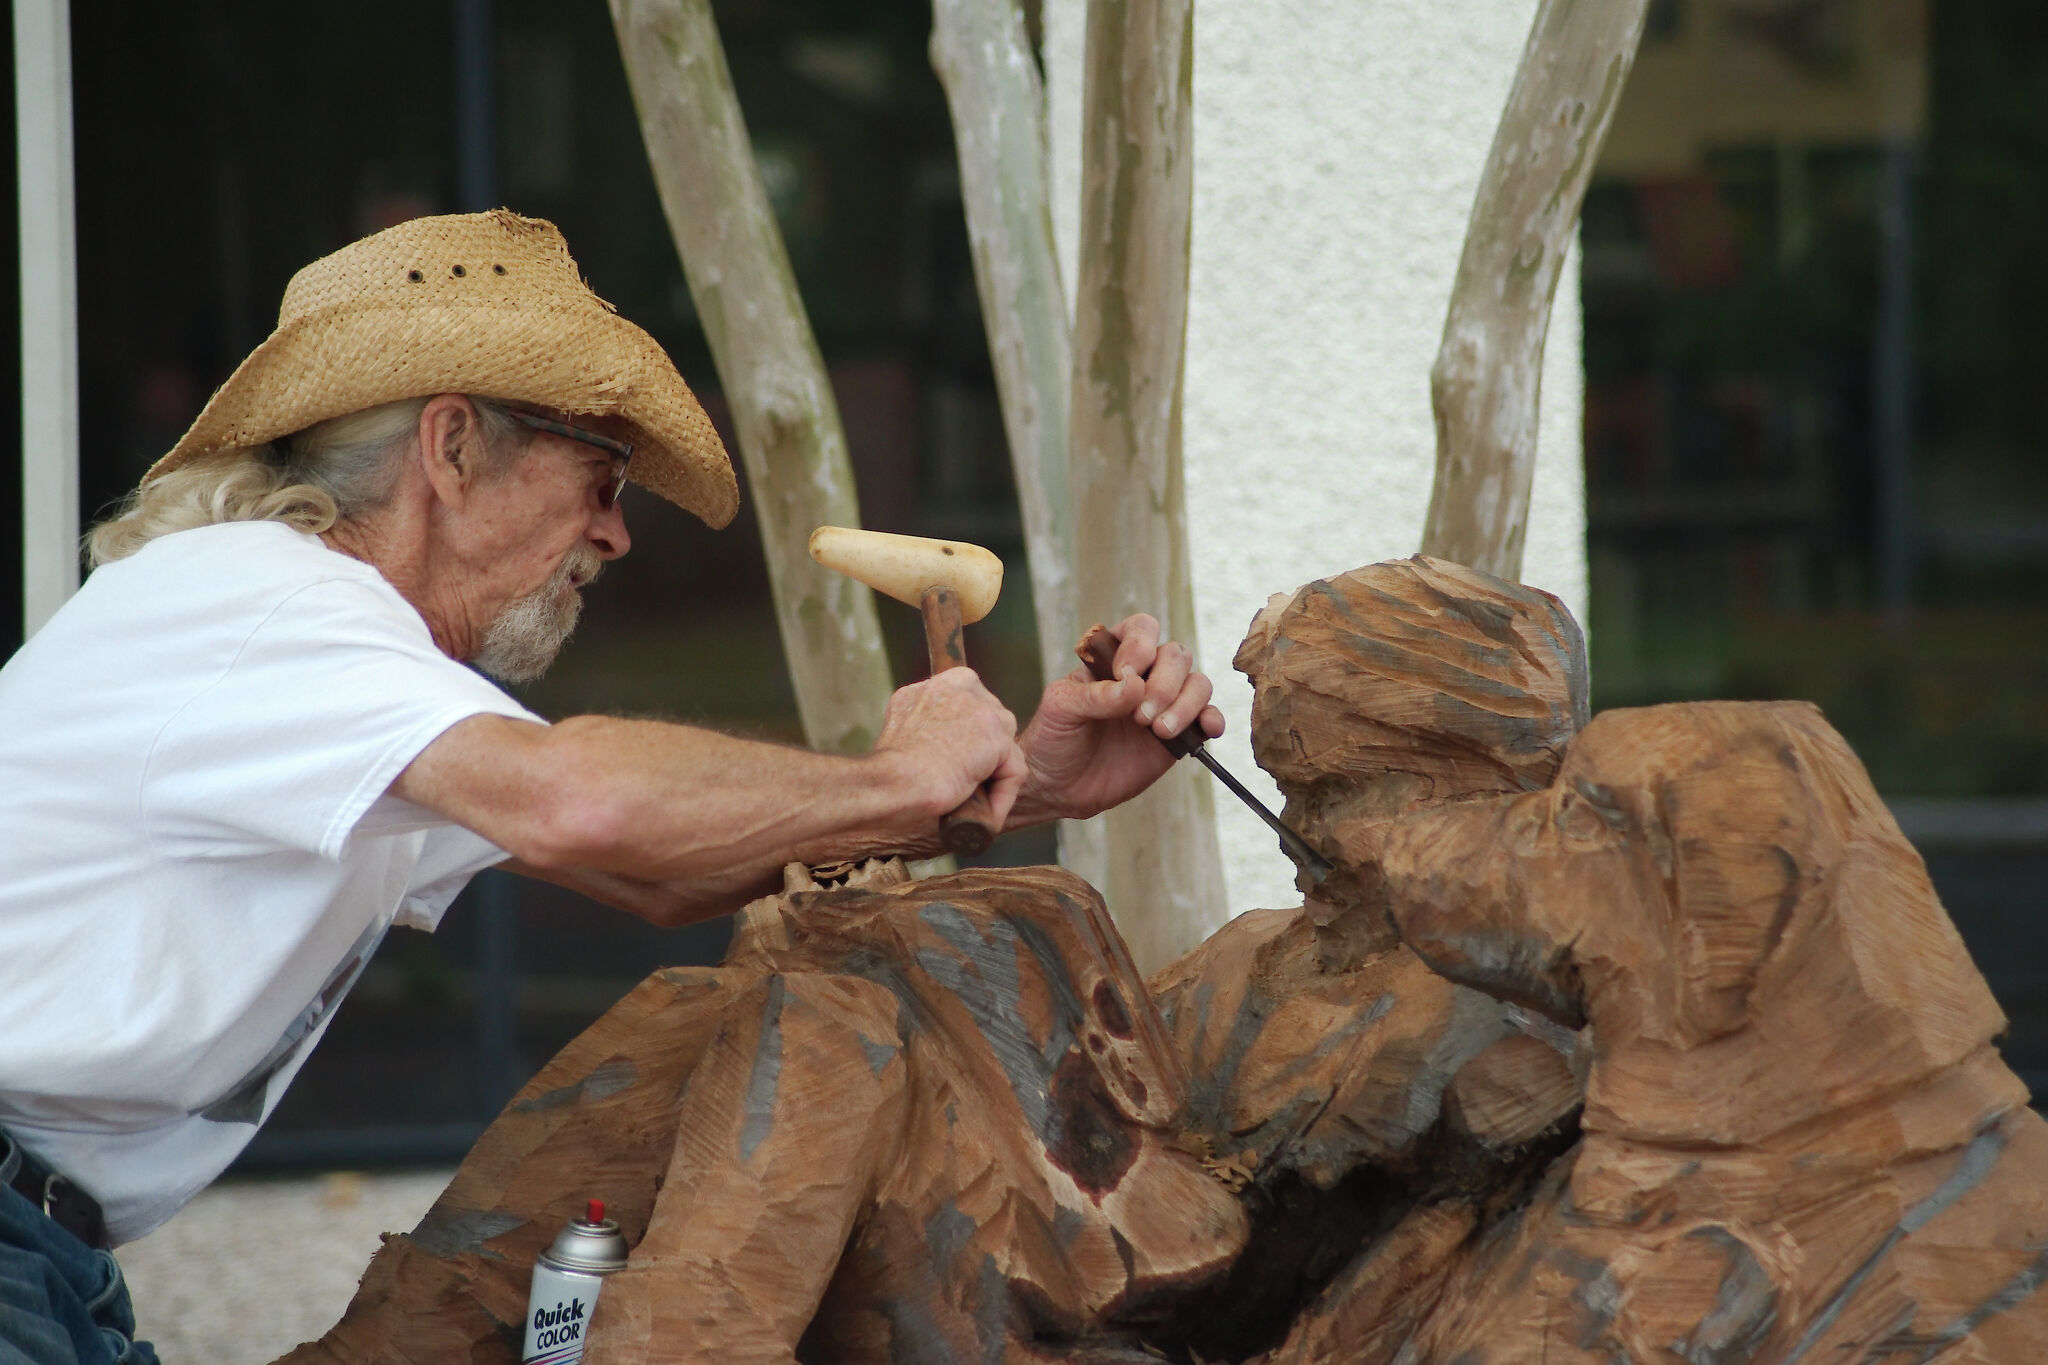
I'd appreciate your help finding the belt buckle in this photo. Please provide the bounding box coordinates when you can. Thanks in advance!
[37,1170,107,1250]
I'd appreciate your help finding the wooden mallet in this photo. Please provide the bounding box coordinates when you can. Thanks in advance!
[809,526,1006,855]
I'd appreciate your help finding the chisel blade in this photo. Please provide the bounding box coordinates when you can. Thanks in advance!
[1189,744,1333,884]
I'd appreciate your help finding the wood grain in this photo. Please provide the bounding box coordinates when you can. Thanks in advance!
[1360,700,2048,1361]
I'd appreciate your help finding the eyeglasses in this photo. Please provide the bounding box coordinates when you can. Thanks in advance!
[507,410,635,510]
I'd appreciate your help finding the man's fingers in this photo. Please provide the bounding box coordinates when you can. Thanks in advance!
[930,664,1002,707]
[1109,613,1162,684]
[1198,703,1225,739]
[984,739,1029,829]
[1054,673,1145,721]
[1151,661,1212,738]
[876,667,1026,819]
[1137,641,1194,728]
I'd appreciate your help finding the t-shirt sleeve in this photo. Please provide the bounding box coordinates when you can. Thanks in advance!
[395,823,513,931]
[141,576,544,861]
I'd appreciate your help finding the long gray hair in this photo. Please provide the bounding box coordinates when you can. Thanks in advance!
[87,395,530,567]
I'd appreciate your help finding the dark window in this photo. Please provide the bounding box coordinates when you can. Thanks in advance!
[1586,0,2048,1088]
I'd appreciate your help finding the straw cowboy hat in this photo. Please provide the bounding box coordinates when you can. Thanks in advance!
[147,209,738,527]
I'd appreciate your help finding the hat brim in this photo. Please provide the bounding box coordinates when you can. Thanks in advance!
[147,299,738,529]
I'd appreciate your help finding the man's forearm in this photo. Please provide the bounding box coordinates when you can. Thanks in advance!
[503,854,790,928]
[397,713,948,894]
[501,722,969,926]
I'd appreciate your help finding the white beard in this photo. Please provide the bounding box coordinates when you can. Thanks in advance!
[472,546,601,684]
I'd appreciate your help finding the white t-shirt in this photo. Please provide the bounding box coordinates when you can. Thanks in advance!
[0,520,543,1244]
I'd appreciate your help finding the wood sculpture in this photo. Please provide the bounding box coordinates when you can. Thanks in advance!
[1294,699,2048,1364]
[1231,560,2048,1364]
[280,558,2047,1365]
[282,858,1251,1365]
[1145,557,1595,1359]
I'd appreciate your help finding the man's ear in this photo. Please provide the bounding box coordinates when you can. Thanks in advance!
[416,393,481,509]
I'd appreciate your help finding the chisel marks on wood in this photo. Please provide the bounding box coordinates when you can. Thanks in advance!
[738,975,786,1164]
[1782,1123,2012,1364]
[1872,1242,2048,1363]
[511,1058,637,1114]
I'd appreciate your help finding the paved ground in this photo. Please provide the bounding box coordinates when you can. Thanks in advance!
[115,1169,455,1363]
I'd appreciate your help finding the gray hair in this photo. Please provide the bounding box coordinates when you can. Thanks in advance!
[87,395,531,567]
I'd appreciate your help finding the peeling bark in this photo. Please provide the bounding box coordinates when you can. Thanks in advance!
[610,0,894,755]
[1420,0,1650,580]
[929,0,1078,694]
[929,0,1109,889]
[1067,0,1223,971]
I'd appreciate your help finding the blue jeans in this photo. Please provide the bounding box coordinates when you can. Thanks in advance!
[0,1183,156,1365]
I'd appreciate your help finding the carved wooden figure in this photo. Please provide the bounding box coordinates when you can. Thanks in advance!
[1346,700,2048,1363]
[277,557,2046,1365]
[275,963,737,1364]
[283,860,1250,1365]
[1231,560,2048,1363]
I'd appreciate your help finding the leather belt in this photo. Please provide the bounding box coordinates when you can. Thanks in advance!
[0,1129,109,1250]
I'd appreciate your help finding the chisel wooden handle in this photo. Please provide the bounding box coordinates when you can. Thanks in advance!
[924,586,998,855]
[1075,623,1204,758]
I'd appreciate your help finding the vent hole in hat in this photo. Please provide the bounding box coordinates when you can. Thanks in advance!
[493,264,506,275]
[451,264,467,277]
[407,269,424,283]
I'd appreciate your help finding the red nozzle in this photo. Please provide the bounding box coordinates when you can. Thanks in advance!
[585,1199,606,1224]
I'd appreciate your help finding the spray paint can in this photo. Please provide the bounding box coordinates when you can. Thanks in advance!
[521,1200,628,1365]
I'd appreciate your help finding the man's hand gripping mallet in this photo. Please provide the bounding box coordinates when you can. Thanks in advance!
[810,526,1007,855]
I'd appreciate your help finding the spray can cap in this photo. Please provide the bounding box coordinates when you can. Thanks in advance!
[539,1198,629,1274]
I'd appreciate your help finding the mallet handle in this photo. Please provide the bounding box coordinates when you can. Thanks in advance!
[923,586,999,855]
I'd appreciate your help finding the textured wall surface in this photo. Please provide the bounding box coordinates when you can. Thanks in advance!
[1044,0,1588,922]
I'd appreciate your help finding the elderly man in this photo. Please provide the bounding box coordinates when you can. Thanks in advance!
[0,211,1219,1365]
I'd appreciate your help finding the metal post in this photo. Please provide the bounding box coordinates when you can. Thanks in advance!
[1874,138,1916,628]
[454,0,496,215]
[15,0,79,635]
[453,0,520,1118]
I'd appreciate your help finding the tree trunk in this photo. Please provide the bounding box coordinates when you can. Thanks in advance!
[928,0,1108,888]
[610,0,894,756]
[1419,0,1648,580]
[929,0,1077,695]
[1067,0,1223,971]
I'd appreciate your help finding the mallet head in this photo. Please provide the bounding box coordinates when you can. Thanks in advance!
[808,527,1003,624]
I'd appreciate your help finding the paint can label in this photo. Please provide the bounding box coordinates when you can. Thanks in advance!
[520,1202,628,1365]
[521,1261,604,1365]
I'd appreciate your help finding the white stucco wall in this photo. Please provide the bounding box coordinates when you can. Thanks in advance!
[1044,0,1588,920]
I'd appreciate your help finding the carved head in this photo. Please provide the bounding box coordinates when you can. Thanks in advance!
[1234,556,1588,963]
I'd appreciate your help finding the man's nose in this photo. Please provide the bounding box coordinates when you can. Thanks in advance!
[588,500,631,560]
